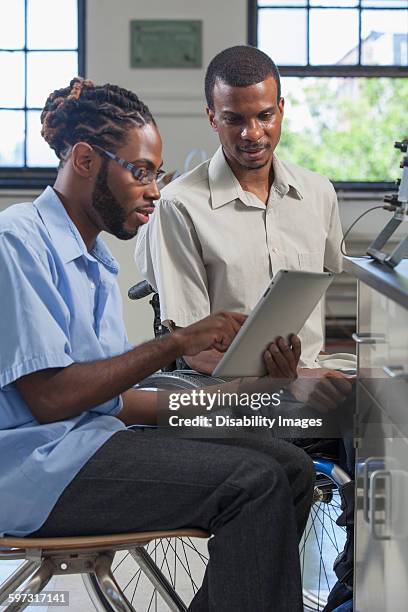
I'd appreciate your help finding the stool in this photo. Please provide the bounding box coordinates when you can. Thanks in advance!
[0,529,209,612]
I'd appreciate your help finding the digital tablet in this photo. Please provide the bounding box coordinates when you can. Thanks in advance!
[212,269,334,377]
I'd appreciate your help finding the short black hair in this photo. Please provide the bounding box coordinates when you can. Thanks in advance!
[205,45,281,109]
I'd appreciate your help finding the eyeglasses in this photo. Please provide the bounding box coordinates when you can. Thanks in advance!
[95,146,165,185]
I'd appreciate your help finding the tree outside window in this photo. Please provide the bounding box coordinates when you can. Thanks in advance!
[251,0,408,185]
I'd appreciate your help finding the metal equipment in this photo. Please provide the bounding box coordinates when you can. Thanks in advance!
[367,140,408,268]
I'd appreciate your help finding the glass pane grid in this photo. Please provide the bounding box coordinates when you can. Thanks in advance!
[253,2,407,183]
[0,0,80,168]
[257,1,408,68]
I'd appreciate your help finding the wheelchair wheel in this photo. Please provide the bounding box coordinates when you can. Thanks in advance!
[83,371,350,612]
[302,459,351,612]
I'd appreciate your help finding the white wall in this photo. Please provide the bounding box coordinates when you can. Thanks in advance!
[0,0,402,346]
[86,0,247,172]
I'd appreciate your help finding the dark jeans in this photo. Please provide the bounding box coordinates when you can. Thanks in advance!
[30,429,315,612]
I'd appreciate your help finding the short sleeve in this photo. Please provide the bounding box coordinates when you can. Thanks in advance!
[324,182,344,274]
[0,231,73,389]
[135,198,211,327]
[89,394,124,416]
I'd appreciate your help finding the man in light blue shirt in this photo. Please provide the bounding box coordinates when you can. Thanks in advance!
[0,78,314,611]
[0,185,128,536]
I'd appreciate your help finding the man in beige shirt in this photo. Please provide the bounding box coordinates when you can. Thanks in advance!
[135,45,355,376]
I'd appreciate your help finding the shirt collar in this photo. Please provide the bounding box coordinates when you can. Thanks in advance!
[208,146,303,209]
[208,147,245,209]
[33,186,119,273]
[272,154,303,201]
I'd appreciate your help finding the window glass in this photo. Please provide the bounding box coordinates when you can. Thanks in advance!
[0,1,80,171]
[279,76,406,181]
[362,1,408,7]
[310,1,358,6]
[27,111,59,167]
[310,9,359,64]
[258,9,307,65]
[27,0,78,49]
[0,111,25,166]
[258,1,306,6]
[0,0,24,49]
[27,52,78,108]
[0,53,25,107]
[361,10,408,65]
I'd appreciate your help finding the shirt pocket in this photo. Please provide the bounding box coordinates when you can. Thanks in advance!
[297,251,323,272]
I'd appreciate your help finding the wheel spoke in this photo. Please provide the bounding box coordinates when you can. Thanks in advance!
[181,539,200,593]
[159,539,175,587]
[112,551,130,574]
[310,504,344,552]
[311,507,332,592]
[184,537,208,563]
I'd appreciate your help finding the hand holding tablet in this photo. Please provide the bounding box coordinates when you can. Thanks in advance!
[212,270,334,378]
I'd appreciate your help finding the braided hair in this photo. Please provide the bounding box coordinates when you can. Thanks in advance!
[41,77,155,164]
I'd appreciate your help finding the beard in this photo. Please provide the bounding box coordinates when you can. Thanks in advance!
[236,143,273,171]
[91,160,136,240]
[241,158,271,171]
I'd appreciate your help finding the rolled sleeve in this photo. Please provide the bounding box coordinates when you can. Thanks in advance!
[135,198,210,327]
[89,394,123,416]
[0,231,73,389]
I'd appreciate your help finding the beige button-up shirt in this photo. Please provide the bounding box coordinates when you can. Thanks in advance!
[135,146,345,368]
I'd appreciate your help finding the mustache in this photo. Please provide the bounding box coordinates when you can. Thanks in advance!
[238,144,271,152]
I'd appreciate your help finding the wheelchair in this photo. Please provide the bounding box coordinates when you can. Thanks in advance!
[84,372,350,612]
[0,283,352,612]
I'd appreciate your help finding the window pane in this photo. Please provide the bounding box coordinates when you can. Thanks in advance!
[258,9,307,65]
[27,0,78,49]
[258,1,306,6]
[362,1,408,7]
[0,111,24,166]
[27,52,78,108]
[0,0,24,49]
[27,111,58,167]
[362,10,408,65]
[310,9,359,64]
[279,76,406,181]
[0,52,25,107]
[310,1,358,6]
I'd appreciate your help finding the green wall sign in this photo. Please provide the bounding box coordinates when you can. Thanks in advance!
[130,20,202,69]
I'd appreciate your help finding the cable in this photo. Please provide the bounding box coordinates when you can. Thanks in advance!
[340,205,384,256]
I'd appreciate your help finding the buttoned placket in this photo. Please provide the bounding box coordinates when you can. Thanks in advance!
[265,185,287,276]
[84,257,101,334]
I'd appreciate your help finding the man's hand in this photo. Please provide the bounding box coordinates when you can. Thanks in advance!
[263,335,301,381]
[291,368,354,411]
[173,311,247,357]
[306,373,354,412]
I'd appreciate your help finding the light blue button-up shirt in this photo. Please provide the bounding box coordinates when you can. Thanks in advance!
[0,187,129,536]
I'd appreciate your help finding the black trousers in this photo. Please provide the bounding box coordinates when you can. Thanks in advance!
[30,429,315,612]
